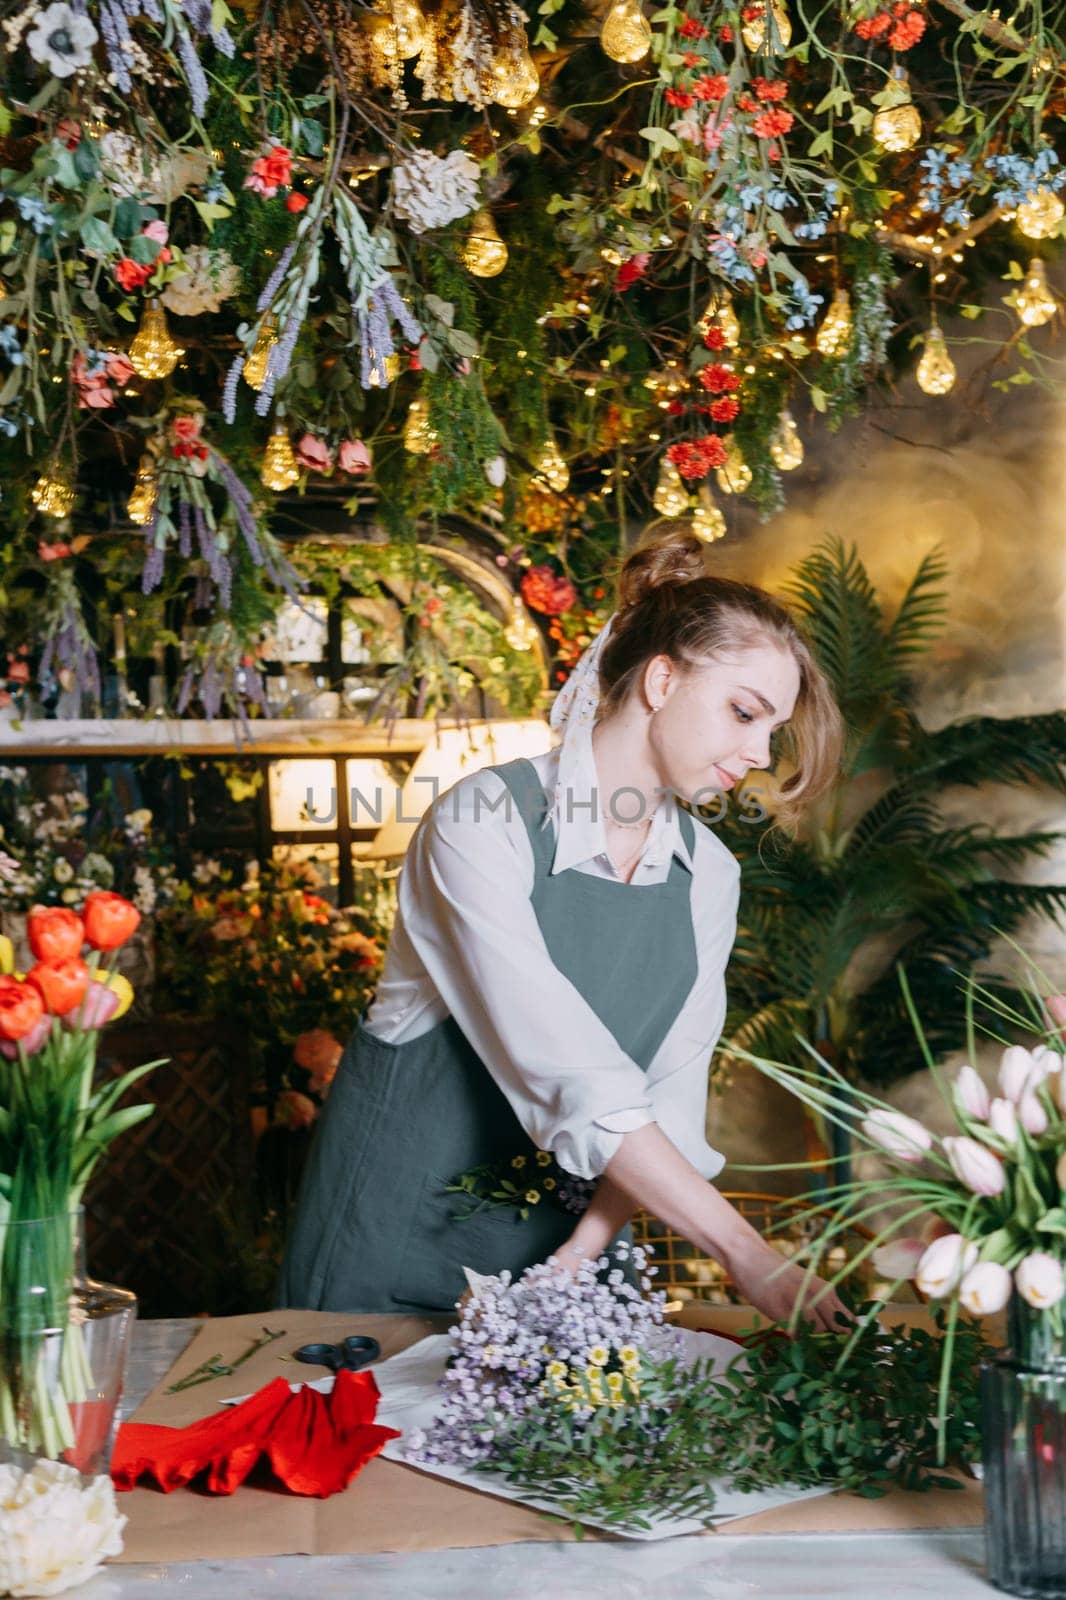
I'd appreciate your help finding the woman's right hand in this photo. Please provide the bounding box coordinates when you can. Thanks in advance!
[727,1238,852,1332]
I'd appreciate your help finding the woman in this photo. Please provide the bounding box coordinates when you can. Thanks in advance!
[279,530,847,1327]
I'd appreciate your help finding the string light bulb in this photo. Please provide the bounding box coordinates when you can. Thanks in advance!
[599,0,652,62]
[1013,258,1056,328]
[1016,186,1065,241]
[388,0,425,56]
[243,314,279,391]
[915,325,956,396]
[31,464,76,519]
[652,457,689,517]
[532,432,570,492]
[459,210,509,277]
[261,424,300,490]
[815,287,852,358]
[715,435,753,496]
[128,301,183,380]
[769,410,804,470]
[126,456,158,526]
[871,69,921,153]
[741,0,792,53]
[504,597,541,652]
[485,41,540,108]
[691,490,726,542]
[403,396,438,454]
[697,294,740,347]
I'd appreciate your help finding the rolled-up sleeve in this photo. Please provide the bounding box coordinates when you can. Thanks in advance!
[397,773,655,1179]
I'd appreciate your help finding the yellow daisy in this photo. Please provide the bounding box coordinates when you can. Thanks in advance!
[511,1155,527,1169]
[586,1344,609,1366]
[536,1150,552,1167]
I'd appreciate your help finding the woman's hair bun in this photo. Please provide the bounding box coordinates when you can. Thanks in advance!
[617,528,708,611]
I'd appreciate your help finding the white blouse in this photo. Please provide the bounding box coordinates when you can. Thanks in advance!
[365,725,740,1182]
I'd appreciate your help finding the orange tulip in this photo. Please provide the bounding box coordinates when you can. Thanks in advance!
[27,958,90,1016]
[28,904,86,963]
[82,892,141,951]
[0,975,45,1040]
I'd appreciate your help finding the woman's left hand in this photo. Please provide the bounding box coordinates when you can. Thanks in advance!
[728,1239,852,1332]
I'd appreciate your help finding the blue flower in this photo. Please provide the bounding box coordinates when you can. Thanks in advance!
[0,415,17,437]
[943,198,972,227]
[0,325,23,366]
[14,194,54,235]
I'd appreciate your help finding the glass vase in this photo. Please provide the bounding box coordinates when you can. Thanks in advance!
[981,1298,1066,1598]
[0,1209,136,1476]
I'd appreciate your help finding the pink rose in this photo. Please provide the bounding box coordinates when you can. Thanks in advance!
[338,439,371,475]
[105,352,136,384]
[142,220,169,245]
[172,414,204,444]
[296,434,333,474]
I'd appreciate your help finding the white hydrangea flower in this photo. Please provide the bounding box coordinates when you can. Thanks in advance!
[391,149,481,235]
[0,1459,126,1596]
[162,246,241,317]
[25,2,97,77]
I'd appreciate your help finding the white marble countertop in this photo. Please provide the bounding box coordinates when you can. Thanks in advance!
[81,1318,997,1600]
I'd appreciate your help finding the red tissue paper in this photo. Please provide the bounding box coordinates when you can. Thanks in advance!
[111,1369,401,1498]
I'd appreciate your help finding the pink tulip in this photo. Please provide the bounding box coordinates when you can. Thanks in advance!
[988,1097,1019,1146]
[871,1237,926,1280]
[338,439,371,475]
[998,1045,1048,1104]
[1015,1252,1065,1310]
[1046,994,1066,1032]
[943,1135,1007,1196]
[0,1013,52,1058]
[954,1064,990,1122]
[63,978,121,1031]
[959,1261,1012,1316]
[916,1234,979,1298]
[860,1107,933,1163]
[1018,1092,1049,1137]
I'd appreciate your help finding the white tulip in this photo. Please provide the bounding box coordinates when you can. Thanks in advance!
[998,1045,1049,1105]
[1015,1252,1066,1310]
[953,1064,990,1122]
[959,1261,1012,1316]
[860,1108,933,1163]
[1018,1092,1049,1137]
[988,1097,1020,1147]
[916,1233,979,1298]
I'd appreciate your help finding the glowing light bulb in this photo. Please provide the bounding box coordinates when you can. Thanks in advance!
[815,287,852,358]
[741,0,792,53]
[485,42,540,108]
[504,597,541,652]
[532,432,570,492]
[31,465,76,519]
[715,435,752,496]
[128,302,183,381]
[243,314,279,391]
[600,0,652,62]
[691,492,726,542]
[1013,258,1056,328]
[769,409,804,470]
[915,325,956,395]
[698,293,740,347]
[872,71,921,153]
[261,425,300,490]
[652,458,689,517]
[459,210,509,277]
[391,0,425,56]
[1016,186,1064,241]
[403,396,438,454]
[126,456,158,526]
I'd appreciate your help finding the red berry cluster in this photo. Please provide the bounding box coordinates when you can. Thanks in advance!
[854,3,926,49]
[666,436,728,480]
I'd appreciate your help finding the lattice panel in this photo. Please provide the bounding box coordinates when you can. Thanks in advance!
[84,1018,254,1316]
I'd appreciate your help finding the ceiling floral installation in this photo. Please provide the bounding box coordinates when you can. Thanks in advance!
[0,0,1063,714]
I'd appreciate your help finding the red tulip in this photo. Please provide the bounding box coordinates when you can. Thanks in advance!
[0,976,45,1041]
[27,958,90,1016]
[82,892,141,951]
[27,905,85,963]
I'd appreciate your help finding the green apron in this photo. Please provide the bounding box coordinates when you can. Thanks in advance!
[277,757,699,1313]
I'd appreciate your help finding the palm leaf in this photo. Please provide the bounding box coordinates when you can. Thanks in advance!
[884,545,949,663]
[906,713,1066,793]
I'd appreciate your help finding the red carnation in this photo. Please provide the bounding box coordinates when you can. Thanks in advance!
[752,107,794,138]
[679,15,708,37]
[286,192,310,213]
[665,88,695,109]
[114,258,153,292]
[709,396,740,423]
[854,11,892,35]
[702,327,727,351]
[520,565,577,617]
[693,73,729,102]
[682,50,702,65]
[665,436,727,480]
[615,252,650,292]
[752,76,788,101]
[888,4,925,47]
[697,363,740,395]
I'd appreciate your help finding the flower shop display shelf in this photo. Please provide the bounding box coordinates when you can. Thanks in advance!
[0,718,433,757]
[109,1305,987,1567]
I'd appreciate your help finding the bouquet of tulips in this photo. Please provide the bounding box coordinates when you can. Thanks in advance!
[0,893,163,1460]
[741,964,1066,1456]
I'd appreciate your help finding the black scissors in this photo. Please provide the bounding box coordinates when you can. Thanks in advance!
[292,1335,381,1373]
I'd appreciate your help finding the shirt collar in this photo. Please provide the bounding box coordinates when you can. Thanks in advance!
[546,721,694,877]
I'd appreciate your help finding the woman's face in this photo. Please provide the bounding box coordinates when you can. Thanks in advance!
[644,641,801,804]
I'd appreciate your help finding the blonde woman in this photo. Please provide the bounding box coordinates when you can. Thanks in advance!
[280,530,847,1326]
